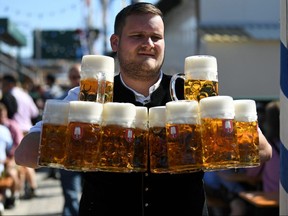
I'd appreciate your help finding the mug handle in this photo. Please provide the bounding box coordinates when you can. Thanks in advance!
[96,72,106,103]
[170,73,185,101]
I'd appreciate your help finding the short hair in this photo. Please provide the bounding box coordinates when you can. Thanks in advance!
[2,74,17,84]
[46,73,56,83]
[114,2,163,35]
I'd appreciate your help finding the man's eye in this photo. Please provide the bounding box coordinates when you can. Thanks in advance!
[151,36,162,42]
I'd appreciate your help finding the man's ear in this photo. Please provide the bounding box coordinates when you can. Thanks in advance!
[110,34,119,52]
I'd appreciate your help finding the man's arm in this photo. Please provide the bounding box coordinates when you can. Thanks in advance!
[258,129,272,163]
[14,132,41,169]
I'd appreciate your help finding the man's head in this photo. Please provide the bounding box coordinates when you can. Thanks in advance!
[113,2,163,36]
[110,3,165,82]
[1,74,18,93]
[68,63,81,88]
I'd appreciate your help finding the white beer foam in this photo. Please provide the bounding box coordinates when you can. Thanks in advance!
[102,102,136,125]
[80,55,115,82]
[185,55,218,81]
[135,107,148,130]
[166,100,199,124]
[43,99,70,124]
[149,106,166,127]
[68,101,103,123]
[234,99,258,122]
[199,96,235,118]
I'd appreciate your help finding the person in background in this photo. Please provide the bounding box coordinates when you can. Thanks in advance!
[1,74,39,199]
[58,63,83,216]
[42,73,64,101]
[0,123,13,213]
[14,3,272,216]
[58,63,81,100]
[0,103,23,209]
[0,89,18,120]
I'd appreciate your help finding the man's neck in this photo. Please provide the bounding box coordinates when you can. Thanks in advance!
[120,73,159,97]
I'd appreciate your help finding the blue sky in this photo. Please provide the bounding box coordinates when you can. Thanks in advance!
[0,0,158,58]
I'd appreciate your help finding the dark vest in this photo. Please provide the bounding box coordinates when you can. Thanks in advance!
[79,74,206,216]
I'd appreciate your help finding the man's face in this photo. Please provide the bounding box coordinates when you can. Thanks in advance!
[111,13,165,81]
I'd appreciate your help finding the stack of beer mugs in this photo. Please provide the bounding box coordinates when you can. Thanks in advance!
[38,55,150,173]
[38,54,260,173]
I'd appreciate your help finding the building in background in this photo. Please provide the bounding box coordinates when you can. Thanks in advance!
[157,0,279,101]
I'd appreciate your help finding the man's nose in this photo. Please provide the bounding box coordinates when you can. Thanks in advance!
[143,37,154,47]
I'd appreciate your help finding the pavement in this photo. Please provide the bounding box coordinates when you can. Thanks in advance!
[3,167,64,216]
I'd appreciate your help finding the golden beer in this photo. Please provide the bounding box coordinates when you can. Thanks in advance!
[165,100,202,173]
[166,123,202,173]
[199,96,239,171]
[149,126,168,173]
[98,125,135,172]
[64,101,103,171]
[149,106,169,173]
[170,55,218,101]
[235,121,260,167]
[65,122,102,171]
[184,79,218,101]
[97,102,136,172]
[133,107,148,172]
[39,124,67,167]
[233,99,260,168]
[79,55,115,103]
[201,118,239,170]
[38,100,70,168]
[133,128,148,171]
[79,79,114,103]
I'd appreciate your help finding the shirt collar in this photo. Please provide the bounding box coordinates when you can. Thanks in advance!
[119,71,163,104]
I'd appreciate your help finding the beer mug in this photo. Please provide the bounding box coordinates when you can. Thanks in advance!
[234,99,260,168]
[149,106,169,173]
[170,55,218,102]
[98,102,136,172]
[199,96,239,171]
[165,100,202,173]
[38,99,70,168]
[65,101,103,171]
[79,55,114,103]
[133,107,149,172]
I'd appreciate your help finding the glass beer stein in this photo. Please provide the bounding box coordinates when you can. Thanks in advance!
[65,101,103,171]
[38,99,70,168]
[199,96,239,171]
[149,106,169,173]
[234,99,260,168]
[97,102,136,172]
[170,55,218,102]
[165,100,202,173]
[133,107,149,172]
[79,55,114,103]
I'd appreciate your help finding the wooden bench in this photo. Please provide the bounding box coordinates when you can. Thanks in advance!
[239,191,279,216]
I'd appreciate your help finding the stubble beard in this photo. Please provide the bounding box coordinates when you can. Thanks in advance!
[118,55,164,81]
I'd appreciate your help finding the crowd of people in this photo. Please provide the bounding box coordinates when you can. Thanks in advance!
[0,64,83,215]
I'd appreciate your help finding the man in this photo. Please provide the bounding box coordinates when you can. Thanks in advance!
[15,3,272,215]
[1,74,39,199]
